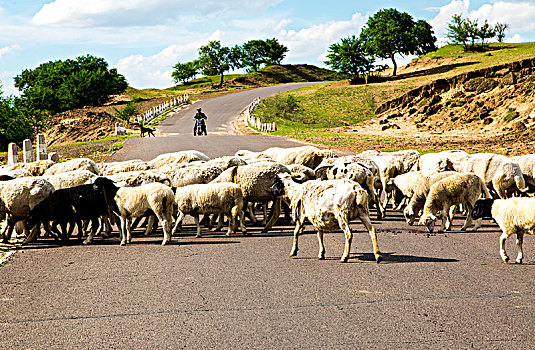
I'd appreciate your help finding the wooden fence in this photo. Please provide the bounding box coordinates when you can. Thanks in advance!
[244,97,277,132]
[136,94,189,125]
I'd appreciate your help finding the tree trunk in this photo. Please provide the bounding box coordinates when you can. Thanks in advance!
[391,53,397,76]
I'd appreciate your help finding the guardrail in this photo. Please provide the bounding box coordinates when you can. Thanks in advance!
[136,94,189,125]
[244,97,277,132]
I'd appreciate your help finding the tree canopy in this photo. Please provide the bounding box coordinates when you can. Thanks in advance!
[14,55,128,114]
[232,38,289,72]
[447,14,502,50]
[359,8,437,76]
[197,41,235,87]
[324,35,375,82]
[172,61,198,85]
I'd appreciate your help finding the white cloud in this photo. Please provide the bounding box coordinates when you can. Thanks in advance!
[506,33,524,42]
[469,1,535,33]
[279,11,367,61]
[0,44,20,59]
[32,0,282,27]
[429,0,470,37]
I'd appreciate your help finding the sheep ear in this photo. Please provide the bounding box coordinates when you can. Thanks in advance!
[291,172,306,182]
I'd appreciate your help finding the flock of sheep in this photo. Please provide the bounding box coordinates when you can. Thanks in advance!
[1,145,534,263]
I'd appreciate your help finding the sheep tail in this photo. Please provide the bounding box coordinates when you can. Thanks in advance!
[514,173,529,193]
[481,179,492,199]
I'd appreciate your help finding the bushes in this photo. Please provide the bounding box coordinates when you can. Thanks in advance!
[0,93,45,150]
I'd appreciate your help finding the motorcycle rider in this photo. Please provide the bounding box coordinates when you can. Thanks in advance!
[193,107,208,136]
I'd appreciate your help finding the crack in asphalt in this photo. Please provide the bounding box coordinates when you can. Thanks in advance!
[1,291,531,325]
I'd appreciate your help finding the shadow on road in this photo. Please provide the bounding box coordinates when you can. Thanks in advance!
[353,252,459,264]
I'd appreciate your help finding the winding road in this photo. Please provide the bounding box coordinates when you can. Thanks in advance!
[1,83,535,349]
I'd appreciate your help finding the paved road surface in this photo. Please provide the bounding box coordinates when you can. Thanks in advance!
[1,83,535,349]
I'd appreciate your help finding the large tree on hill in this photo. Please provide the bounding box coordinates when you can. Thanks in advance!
[240,40,269,72]
[263,38,288,65]
[14,55,128,114]
[359,8,437,76]
[197,40,234,87]
[324,35,375,83]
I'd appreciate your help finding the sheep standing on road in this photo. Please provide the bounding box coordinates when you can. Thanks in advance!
[172,182,246,237]
[271,173,381,263]
[419,173,491,233]
[472,197,535,264]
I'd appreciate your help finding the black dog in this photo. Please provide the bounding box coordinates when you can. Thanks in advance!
[140,125,155,137]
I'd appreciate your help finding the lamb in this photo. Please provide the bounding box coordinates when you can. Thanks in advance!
[271,173,381,263]
[472,197,535,264]
[210,161,291,232]
[25,177,119,244]
[403,171,458,225]
[327,161,385,219]
[44,158,100,176]
[0,177,55,244]
[172,182,246,237]
[97,178,175,246]
[42,170,98,190]
[419,173,491,233]
[149,150,210,169]
[453,153,528,198]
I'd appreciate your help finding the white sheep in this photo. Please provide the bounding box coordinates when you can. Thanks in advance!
[1,160,56,176]
[419,173,491,233]
[385,171,426,209]
[0,177,55,243]
[113,182,175,246]
[271,173,382,263]
[510,154,535,193]
[403,171,458,225]
[105,170,172,187]
[44,158,100,176]
[165,164,223,188]
[472,197,535,264]
[149,150,210,169]
[172,182,246,237]
[261,146,337,169]
[99,160,152,175]
[42,170,98,189]
[411,150,469,173]
[205,156,247,170]
[454,153,528,198]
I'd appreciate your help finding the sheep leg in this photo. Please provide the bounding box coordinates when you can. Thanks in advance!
[339,219,353,263]
[84,218,99,245]
[119,216,128,246]
[499,231,510,263]
[245,202,257,223]
[213,214,223,232]
[194,214,202,238]
[359,214,382,263]
[439,205,449,232]
[262,203,268,226]
[171,211,184,235]
[227,213,235,236]
[238,210,247,235]
[290,217,305,257]
[515,233,524,264]
[1,220,13,243]
[144,215,155,236]
[460,203,473,231]
[154,212,171,246]
[316,230,325,260]
[471,218,483,231]
[262,198,281,233]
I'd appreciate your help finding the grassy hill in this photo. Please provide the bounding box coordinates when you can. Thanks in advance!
[251,43,535,153]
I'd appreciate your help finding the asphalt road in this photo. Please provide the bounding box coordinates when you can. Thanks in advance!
[1,83,535,349]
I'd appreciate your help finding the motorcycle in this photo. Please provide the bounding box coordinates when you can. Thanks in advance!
[194,119,206,136]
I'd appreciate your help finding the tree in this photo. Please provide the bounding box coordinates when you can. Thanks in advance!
[197,40,234,87]
[0,88,45,150]
[14,55,128,114]
[324,35,375,83]
[447,14,469,49]
[263,38,288,65]
[359,8,437,76]
[478,20,496,46]
[240,40,269,72]
[495,22,509,43]
[172,61,198,85]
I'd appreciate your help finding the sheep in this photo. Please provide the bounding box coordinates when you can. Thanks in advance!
[0,177,55,244]
[149,150,210,169]
[367,154,404,207]
[205,156,247,170]
[403,171,458,225]
[210,161,291,232]
[261,146,337,169]
[105,170,172,187]
[327,161,385,219]
[42,170,98,190]
[99,160,152,176]
[472,197,535,264]
[172,182,246,237]
[510,154,535,193]
[286,164,316,182]
[44,158,100,176]
[1,160,56,176]
[454,153,528,198]
[165,164,223,188]
[0,169,32,179]
[410,150,469,173]
[271,173,381,263]
[25,177,119,244]
[385,171,427,210]
[418,173,491,233]
[98,179,175,246]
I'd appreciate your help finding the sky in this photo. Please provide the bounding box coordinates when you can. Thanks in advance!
[1,0,535,95]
